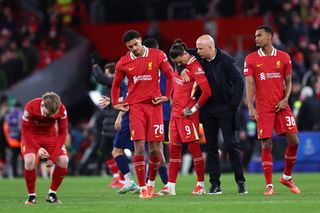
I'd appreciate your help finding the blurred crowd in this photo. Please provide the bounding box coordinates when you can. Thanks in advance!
[0,0,319,179]
[0,0,68,91]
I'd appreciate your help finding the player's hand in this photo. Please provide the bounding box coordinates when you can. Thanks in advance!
[38,148,50,159]
[248,106,258,121]
[182,107,193,117]
[152,96,168,105]
[180,69,190,82]
[114,103,129,112]
[114,117,122,130]
[275,98,288,112]
[99,96,111,108]
[46,160,54,167]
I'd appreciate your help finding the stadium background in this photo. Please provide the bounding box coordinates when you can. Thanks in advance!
[0,0,319,188]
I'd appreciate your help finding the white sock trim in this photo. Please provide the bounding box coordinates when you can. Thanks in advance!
[48,189,56,194]
[266,184,274,188]
[282,174,292,180]
[147,180,155,187]
[197,181,205,187]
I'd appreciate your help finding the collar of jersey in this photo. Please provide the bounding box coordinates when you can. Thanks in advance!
[258,46,277,57]
[130,46,149,59]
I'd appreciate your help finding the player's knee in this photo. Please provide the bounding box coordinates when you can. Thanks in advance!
[57,156,69,168]
[24,154,36,170]
[287,133,299,145]
[112,148,123,157]
[261,139,272,149]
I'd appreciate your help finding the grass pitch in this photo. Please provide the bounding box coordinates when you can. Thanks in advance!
[0,173,319,213]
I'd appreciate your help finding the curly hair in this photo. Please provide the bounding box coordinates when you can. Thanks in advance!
[42,91,61,115]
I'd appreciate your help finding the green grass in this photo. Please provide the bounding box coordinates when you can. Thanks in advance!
[1,173,320,213]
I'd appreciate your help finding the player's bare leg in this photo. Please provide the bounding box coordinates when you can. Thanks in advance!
[279,133,300,194]
[46,155,68,204]
[24,153,37,204]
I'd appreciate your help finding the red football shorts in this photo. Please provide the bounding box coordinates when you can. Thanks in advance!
[257,108,298,139]
[170,114,200,144]
[129,102,164,142]
[21,136,68,157]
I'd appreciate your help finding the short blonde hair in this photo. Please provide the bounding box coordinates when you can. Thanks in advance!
[42,91,61,115]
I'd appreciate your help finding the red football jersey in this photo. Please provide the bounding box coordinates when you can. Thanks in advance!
[21,98,68,161]
[171,56,211,117]
[244,47,292,113]
[112,47,173,105]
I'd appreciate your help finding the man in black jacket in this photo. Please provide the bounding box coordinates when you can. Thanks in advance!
[182,35,247,194]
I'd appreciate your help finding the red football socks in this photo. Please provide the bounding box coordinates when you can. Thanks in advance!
[106,158,119,174]
[50,166,68,191]
[188,143,205,182]
[24,169,36,194]
[284,144,298,176]
[168,143,182,183]
[148,154,161,181]
[261,147,273,185]
[134,155,146,187]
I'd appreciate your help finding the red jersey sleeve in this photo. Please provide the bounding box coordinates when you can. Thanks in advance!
[112,62,125,106]
[159,51,174,99]
[284,52,292,76]
[190,64,212,106]
[21,104,41,152]
[49,104,68,162]
[244,56,253,76]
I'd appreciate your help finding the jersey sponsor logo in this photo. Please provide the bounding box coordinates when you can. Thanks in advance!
[194,67,205,75]
[260,72,281,80]
[22,110,29,122]
[133,75,152,84]
[257,63,263,67]
[128,67,135,71]
[148,62,152,71]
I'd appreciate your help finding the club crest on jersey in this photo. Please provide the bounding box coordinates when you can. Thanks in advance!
[259,129,263,137]
[148,62,152,71]
[276,60,281,68]
[22,110,29,121]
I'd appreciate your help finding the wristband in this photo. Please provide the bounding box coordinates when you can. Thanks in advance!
[191,106,197,113]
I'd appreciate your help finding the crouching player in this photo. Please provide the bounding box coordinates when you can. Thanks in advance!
[160,40,211,195]
[22,92,68,204]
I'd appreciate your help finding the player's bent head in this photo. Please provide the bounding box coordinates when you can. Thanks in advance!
[256,25,274,37]
[122,30,141,43]
[143,38,159,49]
[169,39,187,59]
[42,91,61,116]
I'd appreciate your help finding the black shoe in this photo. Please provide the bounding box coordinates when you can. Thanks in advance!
[46,193,62,204]
[25,195,36,205]
[237,181,248,194]
[207,185,222,195]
